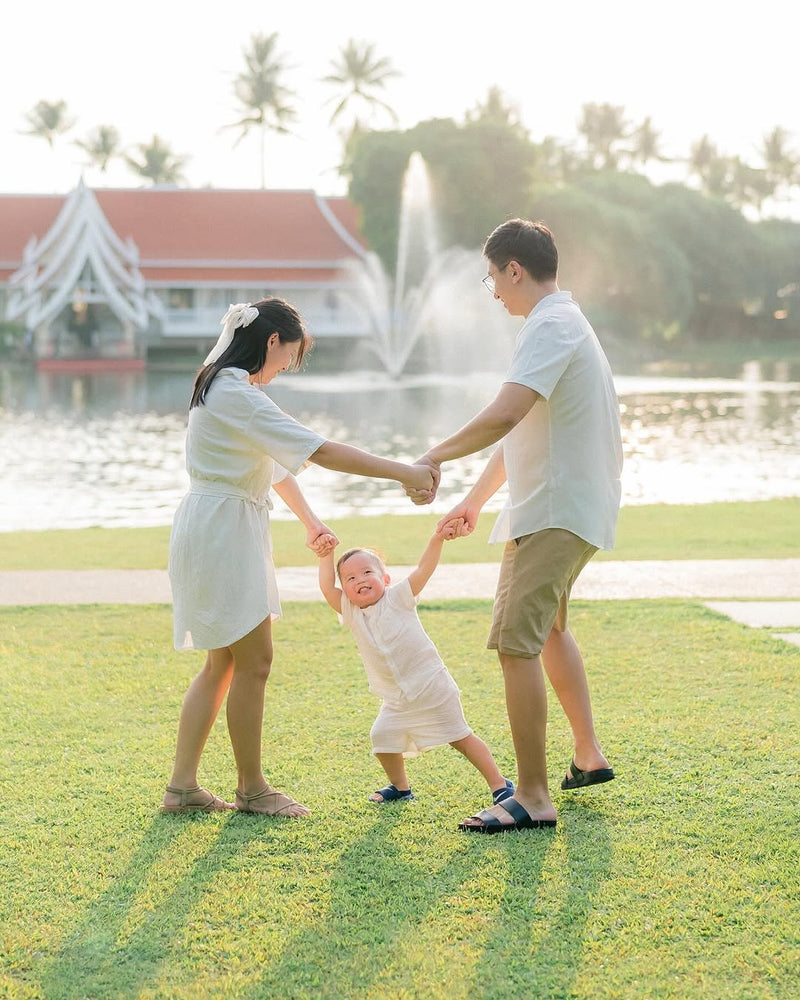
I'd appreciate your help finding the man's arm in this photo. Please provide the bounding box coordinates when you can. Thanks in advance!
[438,446,507,538]
[318,550,343,613]
[404,382,537,505]
[425,382,539,465]
[406,532,445,597]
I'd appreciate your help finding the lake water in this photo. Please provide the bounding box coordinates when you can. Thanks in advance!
[1,361,798,531]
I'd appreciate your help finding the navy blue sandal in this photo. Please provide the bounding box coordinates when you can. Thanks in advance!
[369,784,415,803]
[560,758,615,790]
[458,797,557,834]
[492,778,515,804]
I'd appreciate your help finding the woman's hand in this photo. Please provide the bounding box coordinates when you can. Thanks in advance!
[404,462,437,497]
[307,526,339,556]
[404,456,440,505]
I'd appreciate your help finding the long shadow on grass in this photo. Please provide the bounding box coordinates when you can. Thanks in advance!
[38,812,265,1000]
[249,806,511,996]
[469,803,612,995]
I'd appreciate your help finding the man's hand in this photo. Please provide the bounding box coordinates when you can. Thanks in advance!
[404,455,441,506]
[437,501,479,538]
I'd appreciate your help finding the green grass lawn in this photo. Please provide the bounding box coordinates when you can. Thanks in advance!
[1,498,798,570]
[1,599,797,999]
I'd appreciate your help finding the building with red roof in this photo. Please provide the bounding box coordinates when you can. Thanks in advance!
[0,183,372,367]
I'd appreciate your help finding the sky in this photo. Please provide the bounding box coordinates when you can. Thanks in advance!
[2,0,799,212]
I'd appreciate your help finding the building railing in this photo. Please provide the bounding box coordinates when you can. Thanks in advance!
[160,307,370,339]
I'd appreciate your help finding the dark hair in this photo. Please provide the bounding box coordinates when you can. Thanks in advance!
[189,297,312,408]
[336,547,386,581]
[483,218,558,282]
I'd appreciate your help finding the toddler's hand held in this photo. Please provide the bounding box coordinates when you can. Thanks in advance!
[311,533,338,556]
[438,517,466,540]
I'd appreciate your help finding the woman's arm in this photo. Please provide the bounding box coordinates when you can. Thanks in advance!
[309,441,434,492]
[272,473,339,552]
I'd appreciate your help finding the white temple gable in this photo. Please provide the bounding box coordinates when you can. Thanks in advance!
[6,180,161,331]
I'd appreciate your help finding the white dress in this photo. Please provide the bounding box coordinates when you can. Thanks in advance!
[341,578,473,756]
[169,367,325,650]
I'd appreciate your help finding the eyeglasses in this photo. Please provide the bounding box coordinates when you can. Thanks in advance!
[481,263,509,294]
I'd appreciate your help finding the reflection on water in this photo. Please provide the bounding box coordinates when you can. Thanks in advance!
[1,363,798,531]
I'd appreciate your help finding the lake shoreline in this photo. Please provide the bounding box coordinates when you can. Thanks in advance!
[2,356,799,530]
[2,498,798,570]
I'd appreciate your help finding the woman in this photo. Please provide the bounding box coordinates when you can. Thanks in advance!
[161,298,433,818]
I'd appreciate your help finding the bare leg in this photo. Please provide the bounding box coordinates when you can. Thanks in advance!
[227,618,309,818]
[460,652,556,828]
[370,752,411,800]
[450,734,507,792]
[541,627,609,774]
[163,648,234,808]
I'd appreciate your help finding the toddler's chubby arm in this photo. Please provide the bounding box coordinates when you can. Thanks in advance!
[406,530,448,597]
[318,544,343,614]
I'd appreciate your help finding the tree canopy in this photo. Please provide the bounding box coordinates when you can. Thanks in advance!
[344,97,800,345]
[124,135,187,186]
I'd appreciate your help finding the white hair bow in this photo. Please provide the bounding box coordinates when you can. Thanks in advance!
[203,302,260,365]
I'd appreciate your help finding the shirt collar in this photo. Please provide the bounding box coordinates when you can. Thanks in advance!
[526,290,573,320]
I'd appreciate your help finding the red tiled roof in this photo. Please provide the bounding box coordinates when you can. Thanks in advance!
[0,188,367,277]
[142,268,347,283]
[0,195,62,263]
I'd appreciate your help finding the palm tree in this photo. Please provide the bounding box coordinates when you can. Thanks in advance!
[535,135,581,183]
[322,39,399,163]
[627,116,663,168]
[703,156,731,199]
[20,99,75,148]
[759,125,798,195]
[467,86,523,130]
[125,135,187,186]
[75,125,122,173]
[728,156,773,214]
[577,102,630,170]
[688,134,718,178]
[229,32,297,188]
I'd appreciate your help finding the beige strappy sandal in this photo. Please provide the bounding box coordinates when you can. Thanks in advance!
[160,785,234,814]
[234,783,310,817]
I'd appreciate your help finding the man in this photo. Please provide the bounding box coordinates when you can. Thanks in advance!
[412,218,623,833]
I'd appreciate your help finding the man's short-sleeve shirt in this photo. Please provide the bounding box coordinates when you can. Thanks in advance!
[489,291,623,550]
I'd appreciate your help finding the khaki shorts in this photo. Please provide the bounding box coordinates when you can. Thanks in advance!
[487,528,598,659]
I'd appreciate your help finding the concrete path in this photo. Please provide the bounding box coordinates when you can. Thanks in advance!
[1,559,799,646]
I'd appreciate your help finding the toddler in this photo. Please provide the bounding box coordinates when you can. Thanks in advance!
[318,529,513,805]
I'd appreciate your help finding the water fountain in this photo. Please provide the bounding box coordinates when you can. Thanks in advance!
[347,152,515,379]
